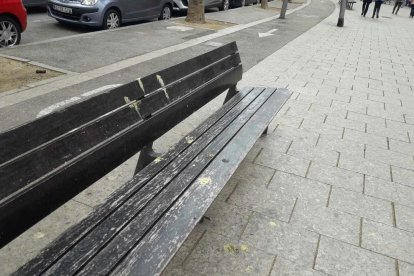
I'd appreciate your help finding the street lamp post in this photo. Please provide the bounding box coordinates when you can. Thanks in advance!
[337,0,347,27]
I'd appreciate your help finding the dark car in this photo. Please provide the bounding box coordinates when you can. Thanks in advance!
[22,0,47,7]
[0,0,27,46]
[47,0,174,29]
[230,0,258,8]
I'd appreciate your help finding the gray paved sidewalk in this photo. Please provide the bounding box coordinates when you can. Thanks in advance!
[162,2,414,275]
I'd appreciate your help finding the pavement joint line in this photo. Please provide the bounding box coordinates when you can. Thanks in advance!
[267,255,278,276]
[0,0,312,109]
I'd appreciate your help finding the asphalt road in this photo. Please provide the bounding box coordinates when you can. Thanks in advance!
[0,0,335,130]
[22,6,224,45]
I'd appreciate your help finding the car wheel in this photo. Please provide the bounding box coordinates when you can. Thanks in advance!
[103,9,121,29]
[159,4,172,20]
[0,15,21,47]
[219,0,230,10]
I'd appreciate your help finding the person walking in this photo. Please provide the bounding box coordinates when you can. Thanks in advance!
[372,0,383,18]
[392,0,403,14]
[362,0,373,16]
[411,0,414,17]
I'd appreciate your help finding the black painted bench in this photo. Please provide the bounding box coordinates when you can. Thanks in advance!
[1,42,291,275]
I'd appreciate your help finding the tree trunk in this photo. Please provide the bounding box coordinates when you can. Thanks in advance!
[185,0,206,23]
[261,0,268,8]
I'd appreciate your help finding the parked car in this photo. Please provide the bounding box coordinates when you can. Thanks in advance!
[172,0,229,12]
[22,0,47,7]
[230,0,258,8]
[0,0,27,46]
[47,0,174,29]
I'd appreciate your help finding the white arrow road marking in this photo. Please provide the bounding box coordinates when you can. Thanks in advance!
[258,28,278,38]
[37,84,122,118]
[166,26,194,32]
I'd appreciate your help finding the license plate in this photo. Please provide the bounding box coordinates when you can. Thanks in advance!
[53,5,72,14]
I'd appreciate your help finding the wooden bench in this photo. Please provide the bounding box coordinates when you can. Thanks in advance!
[1,42,291,275]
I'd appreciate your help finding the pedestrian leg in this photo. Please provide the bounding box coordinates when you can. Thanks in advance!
[363,2,371,15]
[392,1,398,12]
[395,2,402,13]
[362,1,367,14]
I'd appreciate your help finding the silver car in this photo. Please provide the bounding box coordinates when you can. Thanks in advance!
[172,0,229,12]
[47,0,174,29]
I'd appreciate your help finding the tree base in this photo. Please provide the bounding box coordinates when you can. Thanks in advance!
[337,18,344,27]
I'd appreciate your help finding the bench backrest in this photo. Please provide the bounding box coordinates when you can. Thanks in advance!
[0,42,242,247]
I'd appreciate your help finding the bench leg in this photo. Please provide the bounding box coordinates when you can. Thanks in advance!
[135,142,160,174]
[223,85,239,104]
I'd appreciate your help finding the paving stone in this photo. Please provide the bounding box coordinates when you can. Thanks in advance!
[255,149,310,177]
[268,171,330,207]
[0,201,92,275]
[389,139,414,156]
[307,162,363,192]
[329,187,393,225]
[244,145,262,163]
[365,175,414,209]
[331,100,366,114]
[399,262,414,276]
[317,135,364,157]
[347,111,386,127]
[197,201,252,239]
[325,116,365,132]
[395,204,414,233]
[270,256,328,276]
[241,212,319,267]
[216,177,239,202]
[162,267,200,276]
[362,220,414,263]
[161,245,191,274]
[286,109,326,124]
[338,153,391,181]
[184,231,275,276]
[273,114,304,129]
[287,141,339,167]
[367,124,410,143]
[368,108,405,122]
[336,88,368,100]
[369,93,402,107]
[227,180,296,222]
[254,133,292,153]
[315,236,396,276]
[365,146,414,171]
[274,124,319,146]
[233,162,275,188]
[300,120,343,138]
[290,202,360,245]
[342,128,388,149]
[392,166,414,188]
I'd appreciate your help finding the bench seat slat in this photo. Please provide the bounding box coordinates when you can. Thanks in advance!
[40,88,265,275]
[15,87,255,276]
[114,88,292,276]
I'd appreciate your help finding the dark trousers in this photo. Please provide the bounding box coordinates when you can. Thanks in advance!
[372,1,382,17]
[362,1,372,15]
[411,5,414,17]
[393,1,402,13]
